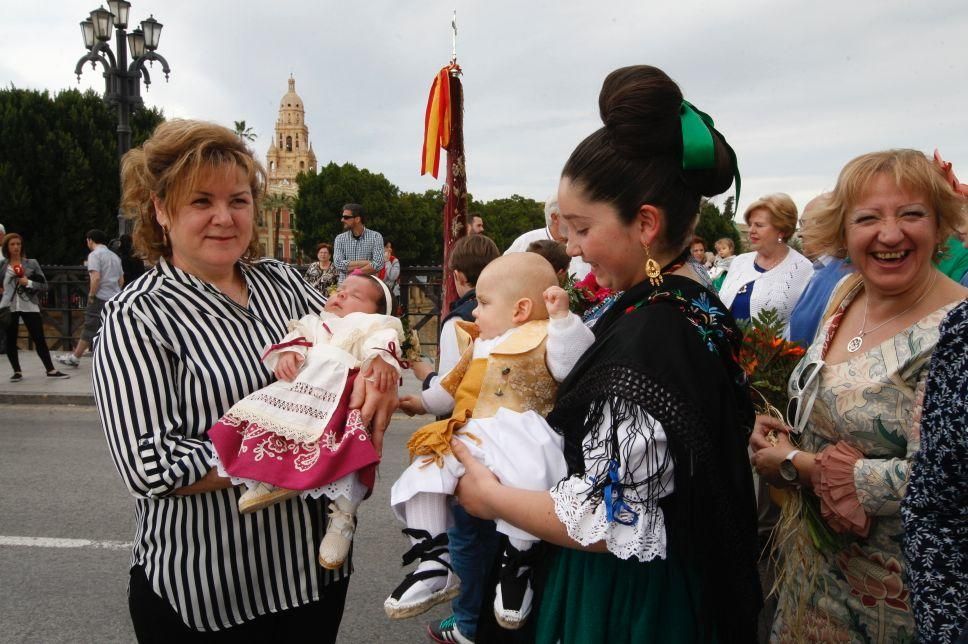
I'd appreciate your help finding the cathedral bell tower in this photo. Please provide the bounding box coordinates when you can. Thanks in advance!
[260,76,317,261]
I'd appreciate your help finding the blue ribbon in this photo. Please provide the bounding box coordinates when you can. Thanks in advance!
[603,459,639,527]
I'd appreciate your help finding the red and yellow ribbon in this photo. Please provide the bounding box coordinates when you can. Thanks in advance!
[420,65,457,178]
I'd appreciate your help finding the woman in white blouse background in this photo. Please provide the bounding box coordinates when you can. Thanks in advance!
[93,120,397,642]
[719,193,813,335]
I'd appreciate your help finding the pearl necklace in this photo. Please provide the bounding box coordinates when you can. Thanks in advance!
[846,270,938,353]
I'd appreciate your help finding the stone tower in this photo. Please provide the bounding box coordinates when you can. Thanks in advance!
[259,76,317,261]
[266,76,317,195]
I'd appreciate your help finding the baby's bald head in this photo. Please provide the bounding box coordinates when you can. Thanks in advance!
[476,253,557,323]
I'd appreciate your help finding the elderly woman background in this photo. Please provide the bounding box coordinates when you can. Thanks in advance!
[719,193,813,334]
[94,120,397,641]
[305,241,339,294]
[454,65,761,643]
[750,149,968,640]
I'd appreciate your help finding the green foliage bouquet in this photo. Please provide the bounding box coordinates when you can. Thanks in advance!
[736,308,805,419]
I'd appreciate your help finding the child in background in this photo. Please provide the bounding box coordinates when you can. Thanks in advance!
[709,236,736,290]
[401,235,504,644]
[385,253,594,630]
[208,273,403,569]
[406,235,501,399]
[527,239,571,285]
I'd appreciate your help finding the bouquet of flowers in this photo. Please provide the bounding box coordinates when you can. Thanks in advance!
[738,310,848,555]
[736,308,805,420]
[563,272,619,323]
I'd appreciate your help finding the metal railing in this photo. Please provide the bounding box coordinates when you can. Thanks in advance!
[13,266,92,352]
[394,266,444,357]
[26,265,444,359]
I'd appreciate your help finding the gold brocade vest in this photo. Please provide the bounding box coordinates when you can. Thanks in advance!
[406,320,558,466]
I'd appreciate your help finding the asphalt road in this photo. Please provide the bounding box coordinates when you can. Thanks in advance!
[0,405,452,644]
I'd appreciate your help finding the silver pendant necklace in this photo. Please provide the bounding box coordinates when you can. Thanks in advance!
[846,270,938,353]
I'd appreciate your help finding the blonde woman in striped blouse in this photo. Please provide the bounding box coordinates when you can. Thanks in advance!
[94,120,398,641]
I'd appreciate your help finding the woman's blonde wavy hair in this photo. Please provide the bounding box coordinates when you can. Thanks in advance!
[743,193,799,242]
[801,149,968,260]
[120,119,266,264]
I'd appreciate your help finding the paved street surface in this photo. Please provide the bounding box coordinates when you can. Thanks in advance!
[0,373,453,643]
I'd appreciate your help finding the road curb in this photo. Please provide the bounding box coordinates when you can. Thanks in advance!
[0,393,95,406]
[0,395,423,423]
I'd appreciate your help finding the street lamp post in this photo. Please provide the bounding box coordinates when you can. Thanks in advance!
[73,1,171,237]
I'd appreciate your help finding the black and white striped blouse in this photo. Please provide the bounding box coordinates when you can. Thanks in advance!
[93,257,348,632]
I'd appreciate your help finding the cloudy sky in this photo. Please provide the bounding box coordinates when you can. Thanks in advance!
[2,0,967,217]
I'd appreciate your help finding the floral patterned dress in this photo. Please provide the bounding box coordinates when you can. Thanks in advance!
[901,298,968,643]
[305,261,338,294]
[773,284,955,643]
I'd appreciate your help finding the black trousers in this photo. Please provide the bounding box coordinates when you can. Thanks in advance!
[128,565,350,644]
[5,311,54,373]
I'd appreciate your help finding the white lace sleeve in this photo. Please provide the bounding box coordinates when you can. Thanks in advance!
[546,313,596,382]
[550,402,674,562]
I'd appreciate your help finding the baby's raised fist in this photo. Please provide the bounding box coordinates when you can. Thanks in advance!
[543,285,570,319]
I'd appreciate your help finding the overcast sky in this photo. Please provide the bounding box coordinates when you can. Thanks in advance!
[2,0,967,218]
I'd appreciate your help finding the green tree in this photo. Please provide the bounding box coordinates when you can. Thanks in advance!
[233,120,256,143]
[293,164,543,266]
[295,162,400,256]
[695,198,741,253]
[386,190,444,266]
[468,194,545,251]
[722,195,735,221]
[0,87,163,264]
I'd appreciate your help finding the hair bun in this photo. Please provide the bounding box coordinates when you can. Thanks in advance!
[598,65,736,198]
[599,65,682,160]
[682,131,736,197]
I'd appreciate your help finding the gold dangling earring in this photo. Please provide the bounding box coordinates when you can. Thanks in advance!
[643,243,662,287]
[161,225,170,249]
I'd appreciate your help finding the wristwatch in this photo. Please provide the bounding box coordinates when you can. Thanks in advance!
[779,449,801,484]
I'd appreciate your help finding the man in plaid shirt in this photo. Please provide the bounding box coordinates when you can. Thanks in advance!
[333,203,385,284]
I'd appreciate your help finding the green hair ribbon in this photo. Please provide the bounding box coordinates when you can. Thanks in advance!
[679,99,741,206]
[679,100,716,171]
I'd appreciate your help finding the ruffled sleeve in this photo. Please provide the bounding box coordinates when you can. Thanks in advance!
[549,401,674,562]
[811,441,870,537]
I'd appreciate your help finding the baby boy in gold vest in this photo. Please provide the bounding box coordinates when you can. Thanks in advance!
[385,252,594,629]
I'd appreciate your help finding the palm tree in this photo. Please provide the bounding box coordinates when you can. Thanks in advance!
[233,120,256,143]
[262,192,295,260]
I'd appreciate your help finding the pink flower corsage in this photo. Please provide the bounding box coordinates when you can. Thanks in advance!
[933,149,968,198]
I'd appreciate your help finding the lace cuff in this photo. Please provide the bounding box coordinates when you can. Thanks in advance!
[811,442,870,537]
[550,475,667,562]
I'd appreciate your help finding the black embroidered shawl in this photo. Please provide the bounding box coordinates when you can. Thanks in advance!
[547,274,762,641]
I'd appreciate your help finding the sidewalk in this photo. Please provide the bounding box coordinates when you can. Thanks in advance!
[0,351,95,406]
[0,352,426,407]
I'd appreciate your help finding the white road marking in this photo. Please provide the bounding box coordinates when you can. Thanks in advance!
[0,536,132,550]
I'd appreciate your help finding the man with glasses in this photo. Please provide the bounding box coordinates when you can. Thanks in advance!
[333,203,385,285]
